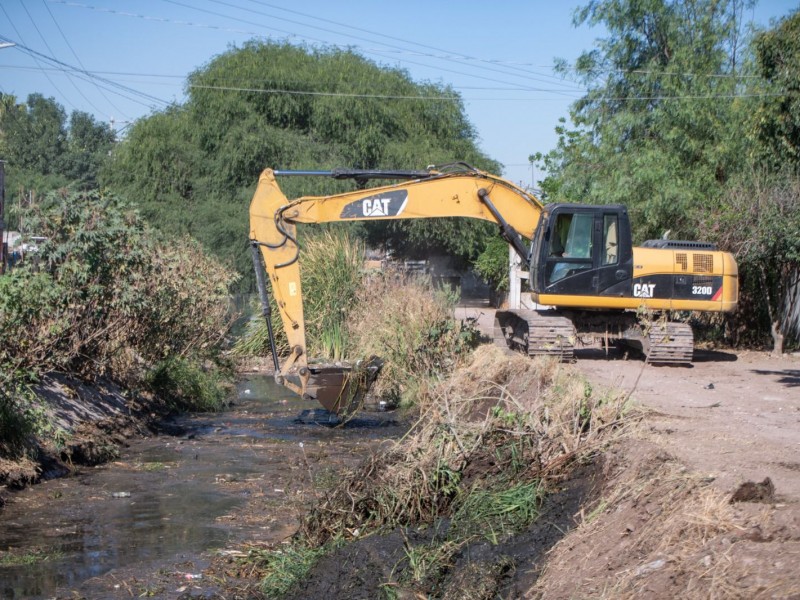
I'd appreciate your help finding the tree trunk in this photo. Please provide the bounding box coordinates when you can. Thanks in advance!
[771,320,785,355]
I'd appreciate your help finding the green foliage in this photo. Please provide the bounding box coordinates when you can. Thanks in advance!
[473,236,510,291]
[752,10,800,171]
[101,42,500,288]
[146,357,229,412]
[3,191,237,378]
[0,190,237,454]
[452,481,543,544]
[540,0,752,241]
[233,230,364,361]
[252,542,335,598]
[0,371,38,458]
[301,230,366,360]
[0,93,114,197]
[705,174,800,347]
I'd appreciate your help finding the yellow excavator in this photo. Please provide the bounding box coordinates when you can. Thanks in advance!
[249,163,738,414]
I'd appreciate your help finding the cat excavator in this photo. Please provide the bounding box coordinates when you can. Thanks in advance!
[249,163,738,415]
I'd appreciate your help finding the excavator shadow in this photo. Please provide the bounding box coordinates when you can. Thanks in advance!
[573,346,737,364]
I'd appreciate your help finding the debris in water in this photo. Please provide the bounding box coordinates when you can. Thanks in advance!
[111,492,131,498]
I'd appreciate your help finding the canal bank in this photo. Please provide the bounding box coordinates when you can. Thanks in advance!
[0,375,405,599]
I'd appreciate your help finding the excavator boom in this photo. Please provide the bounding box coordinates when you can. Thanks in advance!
[249,163,738,415]
[249,164,543,413]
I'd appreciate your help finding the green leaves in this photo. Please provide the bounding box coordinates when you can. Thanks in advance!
[545,0,752,241]
[103,41,499,288]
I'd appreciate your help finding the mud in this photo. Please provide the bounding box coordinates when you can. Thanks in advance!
[0,376,404,599]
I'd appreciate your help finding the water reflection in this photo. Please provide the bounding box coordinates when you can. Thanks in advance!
[0,375,402,599]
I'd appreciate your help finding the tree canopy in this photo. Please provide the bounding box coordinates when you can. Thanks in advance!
[537,0,800,347]
[0,93,114,198]
[102,42,500,287]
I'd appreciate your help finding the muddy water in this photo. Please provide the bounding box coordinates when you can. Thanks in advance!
[0,376,403,599]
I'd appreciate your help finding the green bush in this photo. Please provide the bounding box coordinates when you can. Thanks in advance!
[146,357,229,412]
[474,236,510,292]
[0,370,39,459]
[2,191,237,380]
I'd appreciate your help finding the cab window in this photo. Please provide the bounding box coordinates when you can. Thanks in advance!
[547,212,593,284]
[603,215,618,266]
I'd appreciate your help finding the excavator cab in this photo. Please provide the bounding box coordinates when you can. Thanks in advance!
[530,204,633,298]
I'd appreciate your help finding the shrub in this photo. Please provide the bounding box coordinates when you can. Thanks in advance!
[146,357,229,412]
[346,272,479,406]
[474,236,510,292]
[2,190,238,380]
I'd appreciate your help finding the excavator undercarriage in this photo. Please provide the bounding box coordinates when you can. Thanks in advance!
[493,310,695,364]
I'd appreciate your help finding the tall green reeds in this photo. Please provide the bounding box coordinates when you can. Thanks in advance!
[233,229,365,362]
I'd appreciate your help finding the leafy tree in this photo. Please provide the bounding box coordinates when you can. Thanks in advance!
[61,110,115,188]
[539,0,753,242]
[0,94,115,207]
[752,9,800,171]
[1,93,67,176]
[706,174,800,351]
[103,42,501,288]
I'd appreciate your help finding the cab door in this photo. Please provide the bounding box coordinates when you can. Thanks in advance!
[540,207,597,296]
[533,205,632,297]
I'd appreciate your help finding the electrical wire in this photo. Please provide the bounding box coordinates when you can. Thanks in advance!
[0,35,172,109]
[40,0,129,119]
[2,2,77,110]
[21,0,107,115]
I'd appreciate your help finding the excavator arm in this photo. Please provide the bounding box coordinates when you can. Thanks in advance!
[249,164,543,413]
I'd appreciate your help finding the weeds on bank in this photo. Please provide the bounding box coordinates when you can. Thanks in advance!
[233,230,364,362]
[0,547,65,567]
[146,357,231,412]
[245,542,339,598]
[1,191,238,459]
[242,345,634,597]
[235,236,479,409]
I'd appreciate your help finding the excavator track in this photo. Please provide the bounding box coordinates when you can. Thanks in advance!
[644,321,694,364]
[494,310,576,361]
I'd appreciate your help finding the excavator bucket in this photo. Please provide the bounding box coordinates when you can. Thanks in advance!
[301,356,384,417]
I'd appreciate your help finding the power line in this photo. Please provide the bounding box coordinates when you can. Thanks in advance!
[53,0,583,96]
[2,2,77,111]
[21,0,107,115]
[40,0,129,119]
[172,0,585,94]
[187,83,459,101]
[0,35,172,109]
[238,0,584,89]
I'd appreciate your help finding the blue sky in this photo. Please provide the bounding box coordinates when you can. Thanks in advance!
[0,1,797,187]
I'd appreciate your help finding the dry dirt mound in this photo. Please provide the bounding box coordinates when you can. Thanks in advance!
[532,438,800,599]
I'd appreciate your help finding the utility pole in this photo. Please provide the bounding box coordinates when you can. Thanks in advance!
[0,42,14,273]
[0,160,6,274]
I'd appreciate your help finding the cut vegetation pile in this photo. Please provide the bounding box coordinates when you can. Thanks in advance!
[234,345,634,599]
[223,345,800,599]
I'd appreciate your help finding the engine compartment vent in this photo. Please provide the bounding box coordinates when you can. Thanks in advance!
[642,239,717,250]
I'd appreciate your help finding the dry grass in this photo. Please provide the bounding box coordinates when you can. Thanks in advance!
[346,271,478,406]
[298,345,634,547]
[530,439,800,600]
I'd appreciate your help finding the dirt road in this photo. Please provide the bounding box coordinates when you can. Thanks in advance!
[456,305,800,502]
